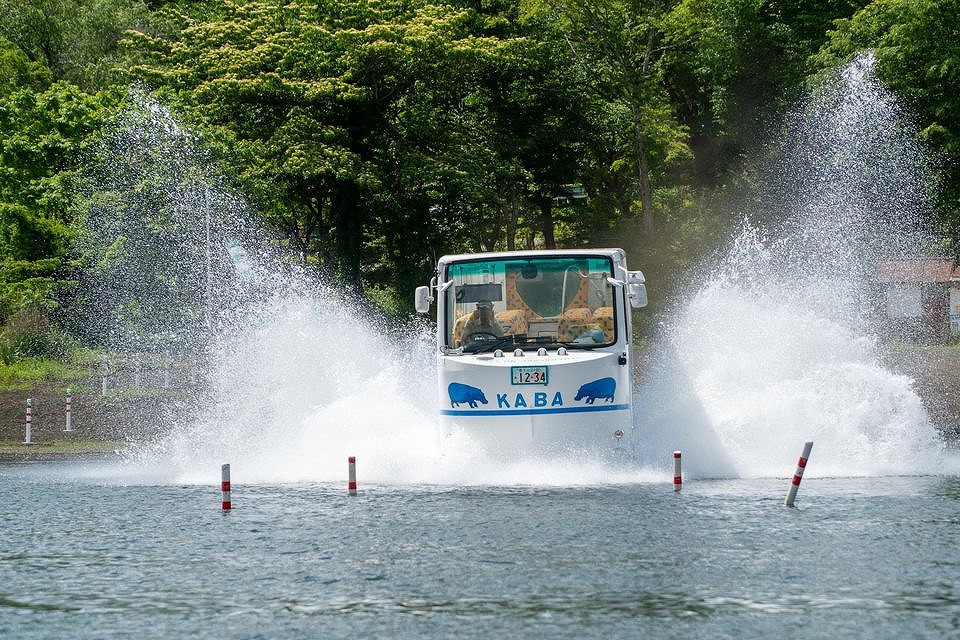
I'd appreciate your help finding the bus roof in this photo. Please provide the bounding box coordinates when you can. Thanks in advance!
[438,248,626,265]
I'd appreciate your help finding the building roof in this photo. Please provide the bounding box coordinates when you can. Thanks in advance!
[876,257,960,283]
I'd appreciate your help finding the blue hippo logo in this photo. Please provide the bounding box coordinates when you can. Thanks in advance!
[448,382,488,408]
[574,377,616,404]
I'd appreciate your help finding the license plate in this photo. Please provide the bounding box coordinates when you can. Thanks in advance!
[511,366,548,385]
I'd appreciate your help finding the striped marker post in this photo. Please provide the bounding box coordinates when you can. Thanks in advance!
[64,388,73,433]
[673,451,682,491]
[348,456,358,496]
[23,398,33,445]
[785,441,814,507]
[221,464,232,511]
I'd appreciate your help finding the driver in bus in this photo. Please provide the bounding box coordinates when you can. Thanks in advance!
[463,300,504,341]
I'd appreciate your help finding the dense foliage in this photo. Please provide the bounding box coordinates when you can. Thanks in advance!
[0,0,957,350]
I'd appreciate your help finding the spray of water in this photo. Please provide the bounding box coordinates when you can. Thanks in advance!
[129,279,659,485]
[78,91,657,485]
[75,86,264,354]
[86,55,952,485]
[635,53,951,478]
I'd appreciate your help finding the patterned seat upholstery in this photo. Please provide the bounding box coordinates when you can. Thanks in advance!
[495,309,527,336]
[564,276,591,311]
[558,307,594,342]
[593,306,615,342]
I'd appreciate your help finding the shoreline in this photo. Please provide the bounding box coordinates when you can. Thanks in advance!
[0,344,956,462]
[0,440,129,463]
[0,451,124,463]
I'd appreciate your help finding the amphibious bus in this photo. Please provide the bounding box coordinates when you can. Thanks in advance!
[415,249,647,456]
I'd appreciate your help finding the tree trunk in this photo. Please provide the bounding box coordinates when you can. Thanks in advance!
[505,191,518,251]
[333,184,363,289]
[540,197,556,249]
[308,193,333,272]
[631,103,655,234]
[636,131,655,234]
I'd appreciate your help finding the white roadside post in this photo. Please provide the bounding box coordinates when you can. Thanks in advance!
[64,388,73,433]
[23,398,33,445]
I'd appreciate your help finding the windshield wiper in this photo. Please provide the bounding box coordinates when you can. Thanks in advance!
[463,334,521,354]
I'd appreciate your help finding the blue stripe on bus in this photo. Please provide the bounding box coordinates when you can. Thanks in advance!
[440,404,631,417]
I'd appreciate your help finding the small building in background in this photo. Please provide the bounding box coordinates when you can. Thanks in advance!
[876,257,960,342]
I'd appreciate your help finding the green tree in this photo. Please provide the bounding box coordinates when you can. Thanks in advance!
[124,0,553,294]
[0,0,149,89]
[660,0,868,184]
[521,0,693,234]
[370,3,599,257]
[0,82,114,219]
[0,37,52,96]
[0,68,116,324]
[812,0,960,249]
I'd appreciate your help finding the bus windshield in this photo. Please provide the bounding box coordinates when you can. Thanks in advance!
[444,256,617,351]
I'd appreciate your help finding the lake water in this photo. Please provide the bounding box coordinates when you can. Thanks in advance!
[2,462,958,639]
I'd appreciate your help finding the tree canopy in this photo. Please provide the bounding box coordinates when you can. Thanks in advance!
[0,0,957,345]
[812,0,960,243]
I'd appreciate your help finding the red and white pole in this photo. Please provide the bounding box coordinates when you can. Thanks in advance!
[64,388,73,433]
[348,456,358,496]
[23,398,33,445]
[221,463,232,510]
[785,441,814,507]
[673,450,682,491]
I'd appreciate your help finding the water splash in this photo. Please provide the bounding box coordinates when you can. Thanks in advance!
[635,53,950,478]
[75,86,263,353]
[90,55,954,485]
[141,283,663,484]
[125,280,663,485]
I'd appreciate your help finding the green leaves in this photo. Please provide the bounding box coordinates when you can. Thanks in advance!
[0,0,150,90]
[124,1,555,287]
[0,0,955,328]
[0,204,69,261]
[0,72,115,324]
[813,0,960,241]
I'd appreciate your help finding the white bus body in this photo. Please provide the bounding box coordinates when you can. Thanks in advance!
[416,249,647,457]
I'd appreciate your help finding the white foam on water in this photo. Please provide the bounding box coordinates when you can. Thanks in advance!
[651,242,948,479]
[129,283,665,486]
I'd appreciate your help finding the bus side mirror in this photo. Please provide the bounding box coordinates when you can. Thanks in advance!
[625,271,647,308]
[629,283,648,308]
[414,286,432,313]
